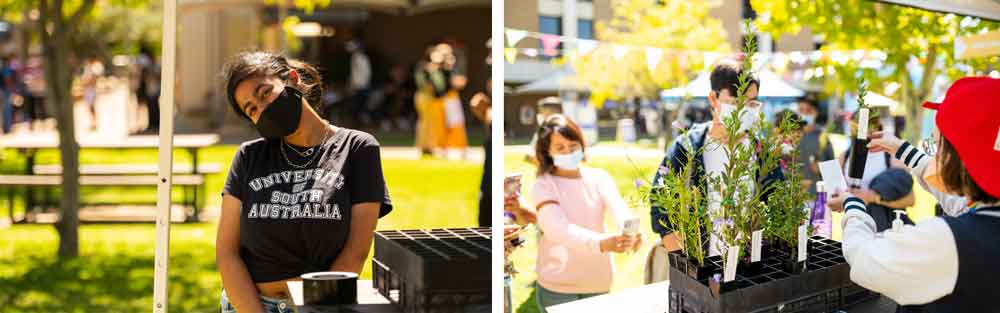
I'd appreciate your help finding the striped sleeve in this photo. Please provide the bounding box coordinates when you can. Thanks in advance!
[895,141,928,169]
[844,196,867,214]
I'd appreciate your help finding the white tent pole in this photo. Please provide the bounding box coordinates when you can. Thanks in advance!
[153,0,177,312]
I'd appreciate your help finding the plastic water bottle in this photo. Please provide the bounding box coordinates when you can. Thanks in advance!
[811,181,830,237]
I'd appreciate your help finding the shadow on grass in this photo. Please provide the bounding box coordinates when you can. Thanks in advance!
[0,249,220,313]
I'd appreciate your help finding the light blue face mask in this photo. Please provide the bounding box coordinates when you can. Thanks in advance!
[801,114,816,126]
[552,149,584,170]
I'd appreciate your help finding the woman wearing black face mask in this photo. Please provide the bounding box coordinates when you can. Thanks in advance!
[216,51,393,313]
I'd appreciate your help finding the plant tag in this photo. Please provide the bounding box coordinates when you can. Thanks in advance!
[857,108,869,139]
[724,244,739,282]
[798,224,808,262]
[751,230,763,262]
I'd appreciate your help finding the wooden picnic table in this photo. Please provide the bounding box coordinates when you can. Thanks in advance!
[0,133,219,175]
[0,133,220,222]
[287,280,403,313]
[546,281,898,313]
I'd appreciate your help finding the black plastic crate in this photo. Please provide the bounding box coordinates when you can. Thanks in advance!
[667,236,878,313]
[372,228,491,313]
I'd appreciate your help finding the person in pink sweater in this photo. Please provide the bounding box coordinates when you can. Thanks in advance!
[530,114,643,312]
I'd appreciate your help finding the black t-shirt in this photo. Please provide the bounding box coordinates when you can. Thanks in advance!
[222,128,392,283]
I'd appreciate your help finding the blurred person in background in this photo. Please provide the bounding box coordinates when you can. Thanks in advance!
[470,40,492,227]
[346,40,373,128]
[795,94,836,194]
[136,46,161,132]
[22,55,47,131]
[439,43,469,159]
[382,63,415,132]
[414,44,449,157]
[80,56,104,132]
[0,55,16,134]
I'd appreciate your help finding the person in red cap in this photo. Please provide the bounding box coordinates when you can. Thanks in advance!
[828,77,1000,312]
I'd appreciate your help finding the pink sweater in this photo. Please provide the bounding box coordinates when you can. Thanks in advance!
[531,166,634,294]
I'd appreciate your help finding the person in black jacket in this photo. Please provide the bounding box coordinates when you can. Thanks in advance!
[650,59,785,257]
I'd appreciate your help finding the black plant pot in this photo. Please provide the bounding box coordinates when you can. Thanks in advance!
[737,257,763,277]
[687,260,714,281]
[668,251,714,281]
[782,248,807,274]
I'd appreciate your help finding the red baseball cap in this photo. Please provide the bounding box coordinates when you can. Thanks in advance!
[922,76,1000,199]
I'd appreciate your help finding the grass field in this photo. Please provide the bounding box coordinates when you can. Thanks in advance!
[503,148,938,313]
[0,145,484,312]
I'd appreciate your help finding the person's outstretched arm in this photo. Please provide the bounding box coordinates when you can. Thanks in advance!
[834,195,958,305]
[533,177,632,254]
[868,132,969,216]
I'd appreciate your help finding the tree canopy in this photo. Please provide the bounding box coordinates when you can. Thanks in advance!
[752,0,1000,140]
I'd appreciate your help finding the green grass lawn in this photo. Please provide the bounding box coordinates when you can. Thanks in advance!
[504,149,938,313]
[0,145,484,312]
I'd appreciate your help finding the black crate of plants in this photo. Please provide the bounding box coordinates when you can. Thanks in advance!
[666,236,878,313]
[372,228,491,313]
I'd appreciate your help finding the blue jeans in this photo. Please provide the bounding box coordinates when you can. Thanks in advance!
[534,283,604,313]
[220,289,294,313]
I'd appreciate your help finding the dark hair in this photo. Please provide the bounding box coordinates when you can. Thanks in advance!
[796,93,819,110]
[221,51,323,121]
[938,137,998,203]
[535,114,586,175]
[710,58,758,98]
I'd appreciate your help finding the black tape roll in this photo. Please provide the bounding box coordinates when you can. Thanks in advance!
[301,271,358,305]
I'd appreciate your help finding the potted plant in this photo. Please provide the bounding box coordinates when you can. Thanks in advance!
[762,128,813,273]
[700,20,792,287]
[639,134,714,281]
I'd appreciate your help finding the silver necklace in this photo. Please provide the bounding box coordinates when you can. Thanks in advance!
[285,141,316,157]
[280,126,334,169]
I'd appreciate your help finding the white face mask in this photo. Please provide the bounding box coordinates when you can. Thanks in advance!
[552,149,584,170]
[720,102,760,134]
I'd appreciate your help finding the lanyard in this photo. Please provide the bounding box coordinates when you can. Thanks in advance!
[966,202,1000,217]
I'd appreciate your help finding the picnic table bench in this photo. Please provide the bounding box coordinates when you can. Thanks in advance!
[0,133,220,223]
[0,174,206,223]
[32,163,223,175]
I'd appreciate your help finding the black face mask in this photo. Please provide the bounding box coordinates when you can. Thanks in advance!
[254,86,303,139]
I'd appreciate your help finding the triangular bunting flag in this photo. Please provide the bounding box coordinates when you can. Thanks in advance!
[541,34,561,56]
[504,48,518,64]
[577,39,598,55]
[505,28,528,48]
[613,44,629,60]
[645,47,662,71]
[523,48,539,58]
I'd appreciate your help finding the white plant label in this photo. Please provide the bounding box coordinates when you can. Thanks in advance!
[751,230,763,262]
[798,224,808,262]
[857,108,869,139]
[724,244,739,282]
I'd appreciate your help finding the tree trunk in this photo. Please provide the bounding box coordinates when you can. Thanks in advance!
[40,0,81,259]
[901,46,939,143]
